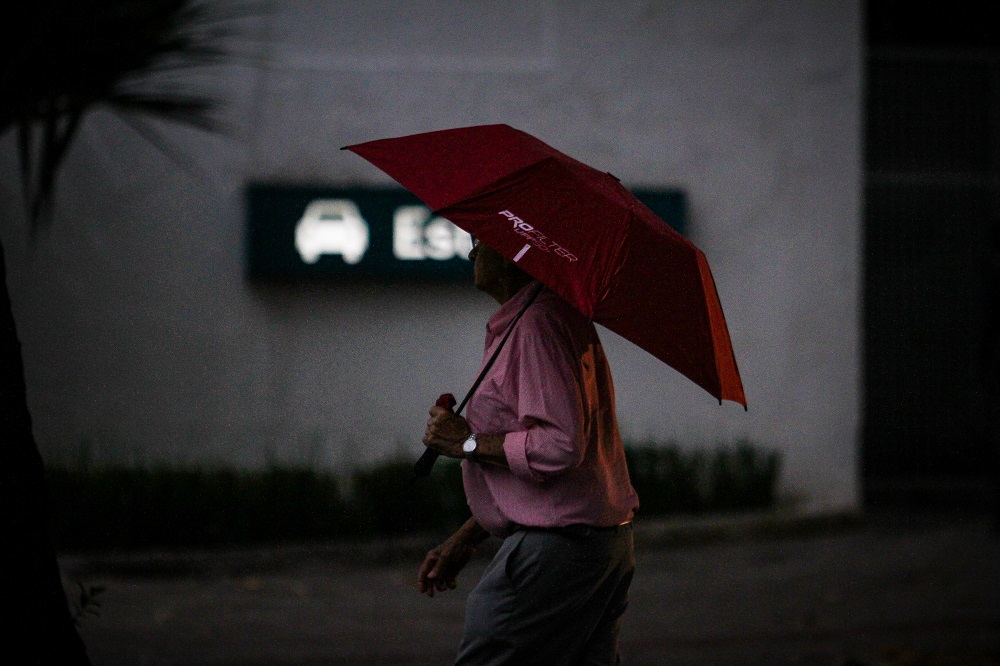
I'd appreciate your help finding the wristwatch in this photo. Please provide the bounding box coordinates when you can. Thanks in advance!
[462,433,479,461]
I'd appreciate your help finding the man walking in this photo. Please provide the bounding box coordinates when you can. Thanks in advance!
[419,238,639,665]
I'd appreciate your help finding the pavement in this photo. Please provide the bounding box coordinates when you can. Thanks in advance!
[59,510,1000,666]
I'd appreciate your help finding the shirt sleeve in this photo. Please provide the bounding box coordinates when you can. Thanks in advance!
[502,308,588,483]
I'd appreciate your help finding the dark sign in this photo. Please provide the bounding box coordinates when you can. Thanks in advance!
[245,183,685,282]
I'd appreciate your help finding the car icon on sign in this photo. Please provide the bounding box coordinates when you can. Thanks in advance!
[295,199,370,265]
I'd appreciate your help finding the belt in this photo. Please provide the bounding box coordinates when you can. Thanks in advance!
[513,521,632,538]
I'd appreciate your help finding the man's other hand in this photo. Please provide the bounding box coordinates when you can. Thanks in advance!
[417,533,477,597]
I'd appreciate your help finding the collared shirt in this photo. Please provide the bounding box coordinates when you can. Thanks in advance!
[463,283,640,538]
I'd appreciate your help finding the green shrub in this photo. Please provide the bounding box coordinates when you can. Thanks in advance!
[624,442,705,513]
[46,465,352,550]
[351,457,466,535]
[625,439,781,515]
[707,441,782,511]
[45,440,781,551]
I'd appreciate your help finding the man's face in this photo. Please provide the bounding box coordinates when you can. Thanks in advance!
[469,239,506,302]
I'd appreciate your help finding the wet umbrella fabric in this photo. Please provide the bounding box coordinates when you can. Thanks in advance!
[343,124,746,408]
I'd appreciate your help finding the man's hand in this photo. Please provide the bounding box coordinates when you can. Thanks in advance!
[417,520,487,597]
[422,406,472,458]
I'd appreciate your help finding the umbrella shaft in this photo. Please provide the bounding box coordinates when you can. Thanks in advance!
[412,283,543,479]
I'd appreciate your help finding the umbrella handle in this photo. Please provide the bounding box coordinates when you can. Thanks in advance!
[412,394,456,478]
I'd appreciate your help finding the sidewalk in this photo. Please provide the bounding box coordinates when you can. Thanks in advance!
[60,510,1000,665]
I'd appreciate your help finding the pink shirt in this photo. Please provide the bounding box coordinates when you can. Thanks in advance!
[463,283,639,538]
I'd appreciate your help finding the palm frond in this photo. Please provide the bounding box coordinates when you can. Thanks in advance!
[0,0,248,232]
[111,110,213,182]
[106,92,222,133]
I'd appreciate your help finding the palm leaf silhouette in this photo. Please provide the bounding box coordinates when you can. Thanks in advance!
[1,0,238,229]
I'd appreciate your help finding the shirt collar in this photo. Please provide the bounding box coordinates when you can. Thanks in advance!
[486,281,544,337]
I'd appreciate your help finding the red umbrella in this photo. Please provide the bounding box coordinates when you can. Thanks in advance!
[343,124,746,408]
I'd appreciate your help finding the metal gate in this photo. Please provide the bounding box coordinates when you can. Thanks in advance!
[864,48,1000,507]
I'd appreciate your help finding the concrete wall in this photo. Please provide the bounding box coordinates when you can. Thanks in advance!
[0,1,863,513]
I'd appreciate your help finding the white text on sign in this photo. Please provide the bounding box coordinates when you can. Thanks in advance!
[393,206,473,261]
[293,199,472,264]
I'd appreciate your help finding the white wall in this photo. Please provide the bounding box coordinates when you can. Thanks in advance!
[0,1,863,513]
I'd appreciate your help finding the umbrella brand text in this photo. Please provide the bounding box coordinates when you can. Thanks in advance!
[499,210,578,262]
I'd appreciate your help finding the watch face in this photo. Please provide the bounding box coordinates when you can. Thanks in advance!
[463,437,477,453]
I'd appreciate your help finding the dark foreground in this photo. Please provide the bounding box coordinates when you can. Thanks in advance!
[60,511,1000,666]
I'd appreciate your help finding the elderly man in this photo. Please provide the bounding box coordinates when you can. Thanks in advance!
[419,238,639,666]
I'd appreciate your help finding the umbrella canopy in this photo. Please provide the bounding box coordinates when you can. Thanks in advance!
[343,124,746,407]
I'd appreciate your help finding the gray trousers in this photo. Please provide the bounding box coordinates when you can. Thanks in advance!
[455,523,635,666]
